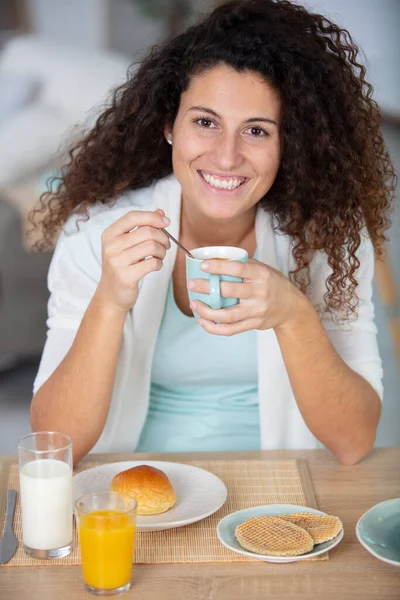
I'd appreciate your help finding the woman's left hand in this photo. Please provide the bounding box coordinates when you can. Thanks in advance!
[187,258,310,336]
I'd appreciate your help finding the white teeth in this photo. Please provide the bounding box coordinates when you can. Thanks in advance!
[201,172,244,190]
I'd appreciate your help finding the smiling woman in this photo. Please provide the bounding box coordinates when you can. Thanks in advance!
[29,0,396,466]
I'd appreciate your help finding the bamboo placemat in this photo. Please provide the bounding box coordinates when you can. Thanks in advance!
[0,458,327,566]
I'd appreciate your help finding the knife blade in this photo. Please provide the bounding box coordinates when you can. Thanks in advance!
[0,489,18,564]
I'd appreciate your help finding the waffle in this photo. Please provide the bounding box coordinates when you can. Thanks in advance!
[277,513,343,544]
[235,516,314,556]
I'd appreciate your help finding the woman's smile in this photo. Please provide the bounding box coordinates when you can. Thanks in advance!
[197,169,249,194]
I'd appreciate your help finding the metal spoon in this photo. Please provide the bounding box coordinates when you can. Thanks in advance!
[162,229,195,259]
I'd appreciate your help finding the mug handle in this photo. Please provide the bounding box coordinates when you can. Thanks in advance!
[209,274,222,310]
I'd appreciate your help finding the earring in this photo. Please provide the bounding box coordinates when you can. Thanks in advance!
[167,137,173,145]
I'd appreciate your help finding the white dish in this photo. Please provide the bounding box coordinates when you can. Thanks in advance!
[217,504,344,563]
[73,460,227,532]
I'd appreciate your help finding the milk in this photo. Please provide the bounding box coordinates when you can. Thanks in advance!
[19,459,72,550]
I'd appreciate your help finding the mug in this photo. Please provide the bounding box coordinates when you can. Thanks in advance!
[186,246,248,310]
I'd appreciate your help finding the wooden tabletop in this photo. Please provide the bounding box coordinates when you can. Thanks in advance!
[0,448,399,600]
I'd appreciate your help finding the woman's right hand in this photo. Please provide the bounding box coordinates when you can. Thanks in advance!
[96,209,171,313]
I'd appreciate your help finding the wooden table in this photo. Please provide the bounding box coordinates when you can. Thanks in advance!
[0,448,399,600]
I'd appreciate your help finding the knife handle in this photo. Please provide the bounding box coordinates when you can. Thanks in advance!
[5,490,17,530]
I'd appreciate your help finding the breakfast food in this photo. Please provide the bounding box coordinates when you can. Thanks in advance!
[111,465,177,515]
[276,513,343,544]
[235,512,343,556]
[235,516,314,556]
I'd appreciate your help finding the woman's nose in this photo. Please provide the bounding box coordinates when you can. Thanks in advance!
[211,132,244,171]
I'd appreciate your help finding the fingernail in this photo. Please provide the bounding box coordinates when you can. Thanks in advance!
[188,281,195,290]
[190,300,198,309]
[162,217,170,225]
[198,318,205,326]
[201,261,210,271]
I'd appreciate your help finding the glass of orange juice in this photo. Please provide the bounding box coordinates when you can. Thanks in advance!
[75,491,137,595]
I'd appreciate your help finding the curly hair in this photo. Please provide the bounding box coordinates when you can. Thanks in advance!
[30,0,397,319]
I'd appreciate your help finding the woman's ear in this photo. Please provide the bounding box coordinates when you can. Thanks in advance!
[164,126,173,145]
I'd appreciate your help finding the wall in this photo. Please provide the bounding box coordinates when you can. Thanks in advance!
[107,0,165,60]
[304,0,400,118]
[374,122,400,447]
[26,0,109,49]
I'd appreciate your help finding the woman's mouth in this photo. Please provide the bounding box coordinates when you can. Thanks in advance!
[198,170,248,192]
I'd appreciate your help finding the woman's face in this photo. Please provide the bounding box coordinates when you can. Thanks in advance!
[167,64,282,221]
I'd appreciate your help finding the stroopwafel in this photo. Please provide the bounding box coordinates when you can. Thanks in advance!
[235,516,314,556]
[277,513,343,544]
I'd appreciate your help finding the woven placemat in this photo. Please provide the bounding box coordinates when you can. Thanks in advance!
[0,458,327,566]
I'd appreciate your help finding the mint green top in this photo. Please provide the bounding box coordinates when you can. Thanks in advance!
[136,280,260,452]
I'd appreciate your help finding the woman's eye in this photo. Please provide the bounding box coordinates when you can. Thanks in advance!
[246,126,268,137]
[195,118,215,128]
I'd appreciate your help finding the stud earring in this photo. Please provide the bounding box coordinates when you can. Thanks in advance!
[167,137,173,145]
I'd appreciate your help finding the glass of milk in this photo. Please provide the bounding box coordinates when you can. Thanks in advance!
[18,431,73,559]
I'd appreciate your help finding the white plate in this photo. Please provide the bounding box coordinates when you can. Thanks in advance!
[217,504,344,563]
[73,461,227,532]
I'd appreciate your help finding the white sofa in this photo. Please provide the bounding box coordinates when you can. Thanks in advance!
[0,34,131,215]
[0,35,131,368]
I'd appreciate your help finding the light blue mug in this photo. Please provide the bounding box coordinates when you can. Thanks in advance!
[186,246,248,310]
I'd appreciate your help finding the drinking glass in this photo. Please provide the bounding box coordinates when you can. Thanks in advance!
[18,431,73,559]
[75,491,137,596]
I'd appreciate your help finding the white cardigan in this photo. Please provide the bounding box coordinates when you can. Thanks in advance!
[33,174,383,453]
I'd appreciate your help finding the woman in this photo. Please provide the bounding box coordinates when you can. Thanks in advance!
[30,0,396,466]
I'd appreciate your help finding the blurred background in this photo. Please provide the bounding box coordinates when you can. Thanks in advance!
[0,0,398,454]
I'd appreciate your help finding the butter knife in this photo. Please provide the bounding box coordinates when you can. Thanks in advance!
[0,490,18,564]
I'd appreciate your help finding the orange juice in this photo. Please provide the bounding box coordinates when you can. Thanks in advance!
[78,509,136,590]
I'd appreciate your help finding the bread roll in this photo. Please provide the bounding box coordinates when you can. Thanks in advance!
[111,465,177,515]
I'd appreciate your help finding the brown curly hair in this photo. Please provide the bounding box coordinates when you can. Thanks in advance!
[30,0,397,319]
